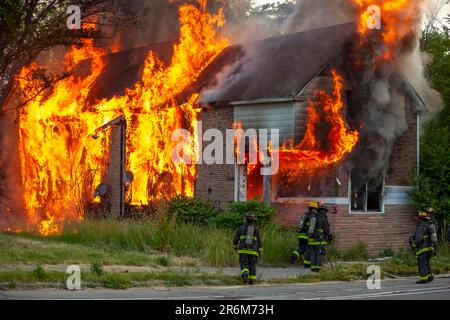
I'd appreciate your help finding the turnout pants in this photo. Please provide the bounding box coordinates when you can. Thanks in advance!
[239,253,258,284]
[417,251,433,281]
[310,245,324,272]
[292,238,308,264]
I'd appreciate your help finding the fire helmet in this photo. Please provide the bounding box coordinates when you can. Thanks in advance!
[425,207,434,215]
[318,204,329,213]
[417,211,430,221]
[308,201,319,209]
[245,212,256,221]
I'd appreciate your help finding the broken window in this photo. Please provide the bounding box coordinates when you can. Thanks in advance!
[350,173,384,212]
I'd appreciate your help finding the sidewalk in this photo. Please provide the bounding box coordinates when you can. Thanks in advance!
[0,264,312,280]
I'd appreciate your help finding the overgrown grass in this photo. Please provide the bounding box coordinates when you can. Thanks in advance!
[328,241,369,261]
[2,218,449,277]
[381,243,450,276]
[0,232,187,267]
[4,218,297,267]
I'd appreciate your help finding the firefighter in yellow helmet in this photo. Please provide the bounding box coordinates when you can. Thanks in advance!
[291,201,318,268]
[411,211,435,284]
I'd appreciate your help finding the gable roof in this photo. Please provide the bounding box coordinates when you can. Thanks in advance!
[87,22,427,112]
[193,22,356,104]
[87,23,356,104]
[87,40,175,103]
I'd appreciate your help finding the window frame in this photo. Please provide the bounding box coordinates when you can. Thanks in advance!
[348,173,385,214]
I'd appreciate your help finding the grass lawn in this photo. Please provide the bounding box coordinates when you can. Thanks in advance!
[1,218,449,289]
[1,218,298,267]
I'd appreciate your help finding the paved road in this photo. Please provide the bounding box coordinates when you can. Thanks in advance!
[1,276,449,300]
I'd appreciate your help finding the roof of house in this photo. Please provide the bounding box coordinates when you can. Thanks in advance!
[191,23,356,104]
[87,22,427,111]
[87,39,175,104]
[87,23,356,104]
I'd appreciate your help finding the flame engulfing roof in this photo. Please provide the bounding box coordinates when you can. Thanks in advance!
[89,23,357,105]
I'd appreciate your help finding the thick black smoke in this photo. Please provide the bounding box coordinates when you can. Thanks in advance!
[200,0,442,195]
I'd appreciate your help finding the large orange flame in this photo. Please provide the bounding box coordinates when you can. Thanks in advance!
[243,70,359,196]
[277,70,360,174]
[352,0,424,61]
[16,0,228,235]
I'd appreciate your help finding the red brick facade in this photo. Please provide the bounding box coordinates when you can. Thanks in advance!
[194,105,235,209]
[106,124,125,218]
[275,98,418,255]
[386,97,418,186]
[275,202,417,255]
[195,96,419,256]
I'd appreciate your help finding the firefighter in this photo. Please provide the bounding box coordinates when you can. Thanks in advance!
[291,201,318,268]
[425,207,439,259]
[412,211,435,284]
[233,212,263,285]
[308,203,330,272]
[425,207,438,232]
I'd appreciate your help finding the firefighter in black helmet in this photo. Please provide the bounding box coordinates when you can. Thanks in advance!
[291,201,318,268]
[412,211,435,284]
[425,207,439,258]
[425,207,438,230]
[233,212,263,285]
[308,203,330,272]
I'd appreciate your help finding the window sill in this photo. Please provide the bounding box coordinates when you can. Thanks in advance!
[349,211,384,215]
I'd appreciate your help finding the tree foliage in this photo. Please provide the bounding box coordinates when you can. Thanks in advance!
[410,26,450,236]
[0,0,134,110]
[210,198,276,230]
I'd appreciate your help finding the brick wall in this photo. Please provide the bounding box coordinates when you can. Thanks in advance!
[330,204,417,255]
[105,125,124,218]
[195,96,418,255]
[275,202,416,256]
[195,106,235,209]
[386,97,417,186]
[271,97,419,255]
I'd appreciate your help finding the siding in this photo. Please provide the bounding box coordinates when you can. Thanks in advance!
[233,101,296,144]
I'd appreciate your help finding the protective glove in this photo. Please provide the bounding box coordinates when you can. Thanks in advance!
[409,236,417,248]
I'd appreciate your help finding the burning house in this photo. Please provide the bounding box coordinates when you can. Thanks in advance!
[0,0,435,255]
[86,22,425,255]
[192,22,427,255]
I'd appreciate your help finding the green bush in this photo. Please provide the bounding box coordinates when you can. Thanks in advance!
[90,263,104,277]
[156,256,172,266]
[260,225,297,266]
[168,196,220,226]
[32,265,47,281]
[211,198,276,230]
[381,247,394,257]
[340,241,369,261]
[101,273,131,289]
